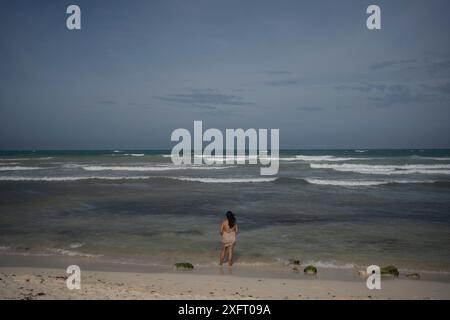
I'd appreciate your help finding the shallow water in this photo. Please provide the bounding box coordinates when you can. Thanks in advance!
[0,149,449,272]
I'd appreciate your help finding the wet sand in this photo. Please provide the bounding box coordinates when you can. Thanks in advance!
[1,261,450,299]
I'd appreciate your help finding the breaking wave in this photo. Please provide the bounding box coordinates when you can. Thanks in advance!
[50,248,101,258]
[0,175,277,183]
[295,155,368,161]
[82,165,233,171]
[0,166,44,171]
[303,178,433,186]
[123,153,145,157]
[310,163,450,175]
[0,157,54,161]
[169,177,278,183]
[164,154,326,162]
[0,176,156,181]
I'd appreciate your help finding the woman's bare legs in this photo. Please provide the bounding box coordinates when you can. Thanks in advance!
[219,245,226,265]
[228,244,235,266]
[220,244,235,266]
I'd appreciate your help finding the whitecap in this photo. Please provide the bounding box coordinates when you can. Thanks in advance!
[304,178,430,186]
[51,248,101,258]
[295,155,368,161]
[0,176,156,181]
[0,157,54,161]
[310,163,450,175]
[81,165,233,171]
[170,177,277,183]
[69,243,85,249]
[0,166,44,171]
[123,153,145,157]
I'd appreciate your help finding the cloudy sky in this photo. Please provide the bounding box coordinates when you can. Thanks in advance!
[1,0,450,149]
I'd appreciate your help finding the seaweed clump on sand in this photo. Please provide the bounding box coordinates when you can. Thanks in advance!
[303,265,317,275]
[289,259,301,265]
[381,265,399,277]
[174,262,194,270]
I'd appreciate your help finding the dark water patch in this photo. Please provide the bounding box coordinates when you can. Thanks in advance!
[430,180,450,188]
[274,177,308,185]
[175,230,204,236]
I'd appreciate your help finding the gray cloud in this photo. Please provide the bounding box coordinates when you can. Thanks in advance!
[428,59,450,76]
[265,70,292,75]
[334,83,395,93]
[369,91,432,108]
[259,78,301,87]
[153,88,253,111]
[394,55,450,77]
[297,106,324,112]
[335,83,439,107]
[369,59,416,70]
[422,82,450,95]
[97,100,116,105]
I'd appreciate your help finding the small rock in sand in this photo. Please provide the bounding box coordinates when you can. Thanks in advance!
[406,273,421,280]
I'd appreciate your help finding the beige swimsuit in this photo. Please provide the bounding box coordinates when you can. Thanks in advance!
[222,228,236,247]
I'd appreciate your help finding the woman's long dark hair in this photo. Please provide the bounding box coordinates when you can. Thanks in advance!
[226,211,236,228]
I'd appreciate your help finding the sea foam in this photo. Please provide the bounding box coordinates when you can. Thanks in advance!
[0,176,156,181]
[0,166,44,171]
[82,165,233,171]
[310,163,450,175]
[295,155,368,161]
[170,177,277,183]
[123,153,145,157]
[0,175,276,183]
[0,157,54,161]
[304,178,432,186]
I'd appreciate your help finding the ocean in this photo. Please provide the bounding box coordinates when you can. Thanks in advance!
[0,149,449,272]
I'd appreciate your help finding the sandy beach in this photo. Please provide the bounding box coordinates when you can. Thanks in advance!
[1,264,450,300]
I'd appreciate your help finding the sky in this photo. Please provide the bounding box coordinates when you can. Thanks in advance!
[1,0,450,149]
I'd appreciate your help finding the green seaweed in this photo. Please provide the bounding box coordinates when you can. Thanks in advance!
[289,259,301,265]
[174,262,194,270]
[380,265,399,277]
[304,265,317,275]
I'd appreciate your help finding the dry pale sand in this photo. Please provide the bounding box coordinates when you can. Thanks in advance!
[1,266,449,300]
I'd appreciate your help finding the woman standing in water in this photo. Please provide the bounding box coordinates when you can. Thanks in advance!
[220,211,238,266]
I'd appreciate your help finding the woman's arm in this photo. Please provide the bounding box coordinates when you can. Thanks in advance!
[220,222,224,235]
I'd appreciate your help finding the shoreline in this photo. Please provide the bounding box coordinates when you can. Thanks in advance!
[2,250,450,278]
[2,251,450,280]
[1,254,450,299]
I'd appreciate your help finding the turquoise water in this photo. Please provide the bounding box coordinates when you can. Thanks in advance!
[0,149,449,271]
